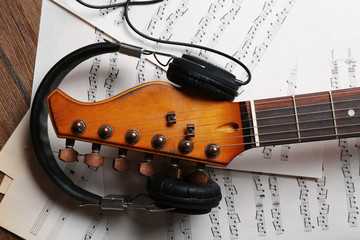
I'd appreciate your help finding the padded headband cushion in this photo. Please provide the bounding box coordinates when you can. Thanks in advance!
[30,42,121,205]
[147,172,222,214]
[167,54,239,101]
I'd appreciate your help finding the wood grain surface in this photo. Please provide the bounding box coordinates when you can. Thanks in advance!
[0,0,42,239]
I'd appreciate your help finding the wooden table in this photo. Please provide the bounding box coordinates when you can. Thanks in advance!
[0,0,42,239]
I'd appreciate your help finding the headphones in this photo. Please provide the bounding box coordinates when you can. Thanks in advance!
[30,0,252,214]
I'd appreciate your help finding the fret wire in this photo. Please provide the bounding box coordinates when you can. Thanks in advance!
[250,115,356,132]
[250,100,260,147]
[253,87,360,107]
[292,95,301,142]
[248,105,360,123]
[329,91,338,138]
[252,94,360,116]
[255,122,360,140]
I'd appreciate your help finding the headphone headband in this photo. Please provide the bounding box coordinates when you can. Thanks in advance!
[31,42,121,205]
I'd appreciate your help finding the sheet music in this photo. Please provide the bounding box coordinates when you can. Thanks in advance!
[0,113,109,240]
[105,140,360,239]
[0,1,111,239]
[0,111,32,179]
[1,0,360,239]
[83,0,360,239]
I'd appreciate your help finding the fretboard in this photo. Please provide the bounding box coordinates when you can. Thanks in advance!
[244,87,360,148]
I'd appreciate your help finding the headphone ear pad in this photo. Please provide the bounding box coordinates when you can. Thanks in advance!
[147,172,222,214]
[167,55,239,101]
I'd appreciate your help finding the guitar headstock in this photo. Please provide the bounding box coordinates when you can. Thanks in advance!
[47,82,246,169]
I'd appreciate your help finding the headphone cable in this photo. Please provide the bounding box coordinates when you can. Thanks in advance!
[75,0,252,86]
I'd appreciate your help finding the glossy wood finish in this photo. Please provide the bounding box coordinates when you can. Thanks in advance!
[0,0,42,239]
[48,82,247,166]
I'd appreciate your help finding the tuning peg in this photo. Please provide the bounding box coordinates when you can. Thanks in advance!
[139,153,155,176]
[167,158,182,179]
[189,163,208,184]
[84,143,104,167]
[58,139,78,163]
[113,149,129,172]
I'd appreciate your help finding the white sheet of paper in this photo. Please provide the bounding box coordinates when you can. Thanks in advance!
[2,0,360,239]
[0,116,108,240]
[0,175,12,195]
[0,111,31,178]
[0,1,109,239]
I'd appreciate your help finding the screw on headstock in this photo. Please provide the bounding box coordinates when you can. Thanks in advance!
[71,120,86,135]
[125,129,140,144]
[205,144,220,159]
[178,139,193,154]
[152,134,167,149]
[98,124,113,139]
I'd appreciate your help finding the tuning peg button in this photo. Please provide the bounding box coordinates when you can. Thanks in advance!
[139,153,155,176]
[113,149,129,172]
[167,158,182,179]
[84,143,104,167]
[189,171,208,184]
[59,148,78,163]
[84,153,104,167]
[189,163,208,184]
[58,139,78,163]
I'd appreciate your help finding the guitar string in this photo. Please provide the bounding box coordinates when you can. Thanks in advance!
[217,130,360,148]
[122,115,359,143]
[63,99,360,151]
[157,115,360,139]
[192,122,360,144]
[80,89,360,126]
[66,100,360,143]
[83,109,360,147]
[104,103,360,133]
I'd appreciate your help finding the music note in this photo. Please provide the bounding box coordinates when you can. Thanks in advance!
[253,173,267,235]
[348,211,359,227]
[262,146,273,159]
[136,60,146,84]
[280,146,290,161]
[297,177,314,232]
[180,216,192,239]
[223,170,240,237]
[166,213,175,240]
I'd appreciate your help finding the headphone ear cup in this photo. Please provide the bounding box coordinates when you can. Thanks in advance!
[167,55,239,101]
[147,172,222,214]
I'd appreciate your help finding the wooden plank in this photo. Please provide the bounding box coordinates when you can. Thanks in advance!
[0,0,41,239]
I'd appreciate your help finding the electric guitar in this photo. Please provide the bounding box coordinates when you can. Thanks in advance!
[47,81,360,168]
